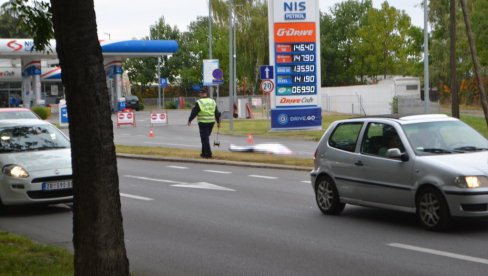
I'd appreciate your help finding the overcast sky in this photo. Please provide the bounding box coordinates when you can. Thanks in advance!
[92,0,425,40]
[0,0,424,40]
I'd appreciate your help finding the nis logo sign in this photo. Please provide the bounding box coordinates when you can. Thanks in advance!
[283,1,306,20]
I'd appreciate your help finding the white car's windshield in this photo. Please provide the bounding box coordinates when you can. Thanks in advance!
[403,120,488,155]
[0,125,70,153]
[0,111,39,120]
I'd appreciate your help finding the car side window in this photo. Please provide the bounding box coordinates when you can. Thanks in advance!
[361,122,404,157]
[328,122,363,152]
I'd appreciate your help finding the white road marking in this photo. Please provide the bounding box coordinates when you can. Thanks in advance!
[301,180,311,184]
[123,175,181,184]
[172,182,235,191]
[249,174,277,180]
[167,166,188,169]
[204,170,232,174]
[120,193,154,201]
[388,243,488,265]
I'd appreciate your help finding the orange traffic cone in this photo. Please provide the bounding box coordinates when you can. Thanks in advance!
[149,128,155,138]
[247,133,253,144]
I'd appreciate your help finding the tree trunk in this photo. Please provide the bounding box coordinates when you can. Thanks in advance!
[50,1,130,275]
[450,0,459,118]
[460,0,488,126]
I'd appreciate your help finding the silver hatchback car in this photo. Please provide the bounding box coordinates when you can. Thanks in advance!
[311,114,488,230]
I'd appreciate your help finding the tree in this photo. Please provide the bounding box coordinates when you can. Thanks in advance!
[9,0,130,274]
[212,0,269,94]
[320,0,372,86]
[125,17,182,92]
[0,2,29,38]
[356,1,420,82]
[460,0,488,126]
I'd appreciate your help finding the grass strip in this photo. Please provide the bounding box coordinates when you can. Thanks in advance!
[0,231,73,276]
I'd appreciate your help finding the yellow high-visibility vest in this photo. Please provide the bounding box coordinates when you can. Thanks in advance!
[197,98,216,123]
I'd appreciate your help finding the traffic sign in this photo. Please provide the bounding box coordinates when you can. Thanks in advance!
[159,78,168,88]
[260,80,275,93]
[212,68,224,84]
[260,65,274,80]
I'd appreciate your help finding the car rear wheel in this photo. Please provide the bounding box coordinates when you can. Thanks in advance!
[315,176,345,215]
[416,187,451,231]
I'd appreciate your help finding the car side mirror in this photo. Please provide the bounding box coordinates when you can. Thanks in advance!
[386,148,409,161]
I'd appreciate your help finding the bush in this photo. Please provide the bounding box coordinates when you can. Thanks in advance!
[165,101,177,109]
[31,106,51,119]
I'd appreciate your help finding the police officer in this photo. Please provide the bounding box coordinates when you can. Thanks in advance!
[187,88,221,159]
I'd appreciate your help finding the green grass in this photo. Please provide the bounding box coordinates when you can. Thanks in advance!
[461,115,488,137]
[0,231,73,275]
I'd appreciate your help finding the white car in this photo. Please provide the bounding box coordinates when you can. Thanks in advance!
[0,108,40,120]
[0,119,72,207]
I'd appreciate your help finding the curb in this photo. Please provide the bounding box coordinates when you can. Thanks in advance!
[116,153,312,172]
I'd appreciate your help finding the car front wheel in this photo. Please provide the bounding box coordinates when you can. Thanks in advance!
[416,187,451,231]
[315,176,345,215]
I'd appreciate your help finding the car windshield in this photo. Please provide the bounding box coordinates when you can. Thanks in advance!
[0,124,70,153]
[0,111,38,120]
[402,120,488,155]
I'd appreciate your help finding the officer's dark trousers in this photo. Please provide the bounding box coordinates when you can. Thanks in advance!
[198,122,215,158]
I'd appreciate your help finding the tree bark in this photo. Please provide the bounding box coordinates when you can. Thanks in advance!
[50,1,130,275]
[460,0,488,126]
[450,0,459,118]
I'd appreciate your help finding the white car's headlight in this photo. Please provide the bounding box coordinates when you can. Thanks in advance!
[2,164,29,178]
[455,176,488,188]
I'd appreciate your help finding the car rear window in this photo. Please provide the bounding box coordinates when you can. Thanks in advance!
[328,122,363,152]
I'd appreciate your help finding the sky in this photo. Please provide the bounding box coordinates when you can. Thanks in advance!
[91,0,425,40]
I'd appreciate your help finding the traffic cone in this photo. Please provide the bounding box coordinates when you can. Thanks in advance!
[148,128,155,138]
[247,133,253,144]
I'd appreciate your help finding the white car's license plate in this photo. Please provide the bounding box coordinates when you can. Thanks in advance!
[42,180,72,191]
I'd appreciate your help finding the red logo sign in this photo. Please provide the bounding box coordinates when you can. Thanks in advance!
[274,22,316,43]
[127,113,133,119]
[118,113,124,120]
[151,113,157,120]
[159,113,166,120]
[7,40,22,52]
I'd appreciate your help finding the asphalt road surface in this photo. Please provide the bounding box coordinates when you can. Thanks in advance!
[54,109,319,158]
[1,159,488,275]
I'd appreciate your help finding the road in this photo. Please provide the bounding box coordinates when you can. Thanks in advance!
[1,159,488,275]
[54,109,319,158]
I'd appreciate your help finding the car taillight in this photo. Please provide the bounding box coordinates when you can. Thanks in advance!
[313,149,318,160]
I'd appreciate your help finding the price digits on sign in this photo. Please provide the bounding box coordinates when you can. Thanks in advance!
[292,43,315,52]
[292,86,315,94]
[293,75,315,83]
[293,54,315,62]
[293,64,315,73]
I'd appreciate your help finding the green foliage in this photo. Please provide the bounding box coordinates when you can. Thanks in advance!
[6,0,54,52]
[125,17,181,89]
[0,2,30,37]
[31,106,50,119]
[165,101,177,109]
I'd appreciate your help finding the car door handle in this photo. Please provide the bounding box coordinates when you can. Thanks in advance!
[354,161,364,166]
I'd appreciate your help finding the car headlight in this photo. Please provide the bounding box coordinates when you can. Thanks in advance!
[455,176,488,188]
[2,164,29,178]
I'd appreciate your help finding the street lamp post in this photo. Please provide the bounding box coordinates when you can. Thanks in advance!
[228,0,234,131]
[424,0,430,113]
[157,56,161,109]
